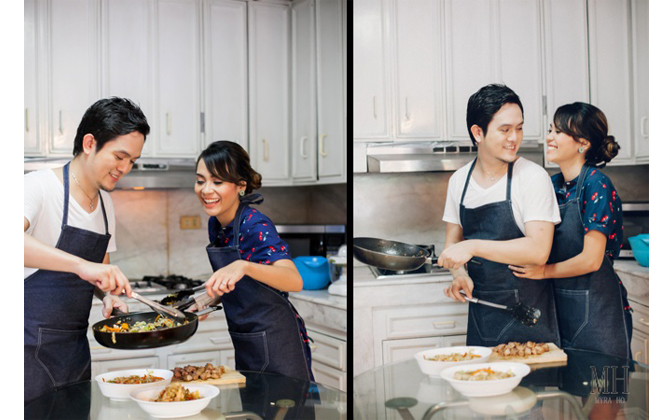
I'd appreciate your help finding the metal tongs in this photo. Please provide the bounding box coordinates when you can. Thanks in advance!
[459,290,541,326]
[159,284,207,309]
[130,291,187,321]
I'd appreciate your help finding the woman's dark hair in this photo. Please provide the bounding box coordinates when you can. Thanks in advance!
[196,141,262,194]
[553,102,620,167]
[466,84,524,146]
[72,97,150,156]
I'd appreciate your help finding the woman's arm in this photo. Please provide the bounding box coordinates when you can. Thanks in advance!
[205,259,303,298]
[509,230,607,279]
[438,223,475,302]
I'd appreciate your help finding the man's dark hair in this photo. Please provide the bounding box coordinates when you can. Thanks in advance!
[72,97,150,156]
[466,84,524,146]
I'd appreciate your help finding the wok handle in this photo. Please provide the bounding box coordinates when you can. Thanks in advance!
[428,257,482,266]
[93,287,127,316]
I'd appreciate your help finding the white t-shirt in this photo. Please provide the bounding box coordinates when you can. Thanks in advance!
[24,169,117,279]
[443,157,560,235]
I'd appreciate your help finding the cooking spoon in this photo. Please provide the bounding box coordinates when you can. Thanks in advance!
[459,291,541,326]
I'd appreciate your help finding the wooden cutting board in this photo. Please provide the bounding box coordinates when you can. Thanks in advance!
[170,365,246,386]
[488,343,568,366]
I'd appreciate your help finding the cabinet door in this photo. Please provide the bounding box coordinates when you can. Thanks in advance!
[631,328,648,365]
[632,0,649,163]
[316,0,346,181]
[203,0,248,149]
[155,0,201,157]
[381,335,467,365]
[25,0,42,156]
[391,0,444,140]
[103,0,155,155]
[312,360,347,391]
[48,0,100,155]
[308,329,346,371]
[249,1,291,184]
[588,0,633,164]
[353,0,389,140]
[168,350,221,368]
[291,0,318,182]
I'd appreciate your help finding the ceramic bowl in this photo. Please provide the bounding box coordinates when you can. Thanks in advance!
[95,369,173,401]
[440,362,531,397]
[415,346,492,377]
[130,383,220,418]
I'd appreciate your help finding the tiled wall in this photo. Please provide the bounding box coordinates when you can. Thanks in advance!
[353,165,649,262]
[110,184,347,280]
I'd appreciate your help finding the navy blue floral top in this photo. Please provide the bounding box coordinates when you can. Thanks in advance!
[551,167,624,259]
[207,206,292,264]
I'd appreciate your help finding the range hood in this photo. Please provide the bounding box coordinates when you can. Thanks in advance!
[366,141,545,173]
[24,157,197,189]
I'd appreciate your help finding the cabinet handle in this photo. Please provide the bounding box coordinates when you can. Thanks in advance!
[210,337,232,345]
[309,344,317,352]
[25,108,29,132]
[641,116,648,137]
[166,113,172,135]
[639,318,649,327]
[262,138,269,162]
[59,110,63,135]
[405,97,410,119]
[90,346,112,354]
[373,96,377,119]
[634,351,642,362]
[319,134,327,157]
[433,321,456,329]
[300,136,308,158]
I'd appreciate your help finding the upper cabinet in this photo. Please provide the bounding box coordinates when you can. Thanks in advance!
[631,0,649,164]
[24,0,40,156]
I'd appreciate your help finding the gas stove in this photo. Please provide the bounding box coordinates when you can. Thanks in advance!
[130,275,204,294]
[368,244,449,280]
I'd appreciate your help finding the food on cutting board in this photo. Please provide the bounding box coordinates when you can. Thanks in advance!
[102,373,165,384]
[424,349,482,362]
[172,364,226,382]
[453,367,515,381]
[154,383,202,402]
[98,315,188,333]
[492,341,550,358]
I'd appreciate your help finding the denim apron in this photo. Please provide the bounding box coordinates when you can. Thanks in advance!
[206,194,314,381]
[548,164,631,359]
[24,162,111,403]
[460,159,560,346]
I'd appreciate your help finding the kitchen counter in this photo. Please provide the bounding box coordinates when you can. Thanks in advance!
[614,259,649,307]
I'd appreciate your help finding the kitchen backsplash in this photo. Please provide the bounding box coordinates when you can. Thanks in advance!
[110,184,346,279]
[353,165,648,262]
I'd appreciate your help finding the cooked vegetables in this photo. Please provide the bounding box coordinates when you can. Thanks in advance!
[98,315,187,333]
[103,373,164,384]
[154,383,201,402]
[173,364,226,381]
[492,341,550,358]
[424,349,482,362]
[453,367,515,381]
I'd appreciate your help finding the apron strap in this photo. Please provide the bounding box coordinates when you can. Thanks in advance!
[231,193,264,248]
[572,164,592,215]
[62,162,109,234]
[459,158,478,206]
[505,159,516,202]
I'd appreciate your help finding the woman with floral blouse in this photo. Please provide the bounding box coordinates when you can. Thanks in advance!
[509,103,632,360]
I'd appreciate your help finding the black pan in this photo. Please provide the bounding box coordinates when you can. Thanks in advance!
[353,237,481,271]
[91,307,220,350]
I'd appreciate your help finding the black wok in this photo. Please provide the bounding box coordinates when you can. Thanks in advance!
[353,237,481,271]
[91,307,221,350]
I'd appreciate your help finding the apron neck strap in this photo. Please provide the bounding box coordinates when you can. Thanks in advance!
[460,158,478,206]
[62,162,109,233]
[231,193,264,247]
[460,158,516,205]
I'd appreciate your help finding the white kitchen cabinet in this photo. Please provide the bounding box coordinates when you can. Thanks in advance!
[390,0,444,141]
[353,0,390,141]
[203,0,248,149]
[25,0,42,156]
[312,359,347,392]
[381,334,467,365]
[248,1,291,184]
[631,0,649,164]
[307,326,347,392]
[155,0,201,157]
[631,328,648,365]
[47,0,101,156]
[168,350,221,368]
[91,356,160,380]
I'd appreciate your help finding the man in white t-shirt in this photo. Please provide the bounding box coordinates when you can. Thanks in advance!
[24,97,150,402]
[438,84,561,346]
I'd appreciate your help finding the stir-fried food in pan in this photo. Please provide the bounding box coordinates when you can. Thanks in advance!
[453,367,515,381]
[98,315,188,333]
[154,383,201,402]
[103,373,165,384]
[173,364,226,381]
[492,341,550,358]
[424,349,482,362]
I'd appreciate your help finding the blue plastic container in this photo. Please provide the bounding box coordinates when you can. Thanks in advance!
[628,234,649,267]
[293,256,331,290]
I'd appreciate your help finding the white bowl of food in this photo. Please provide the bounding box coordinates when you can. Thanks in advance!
[440,362,531,397]
[415,346,492,377]
[130,383,220,418]
[95,369,174,401]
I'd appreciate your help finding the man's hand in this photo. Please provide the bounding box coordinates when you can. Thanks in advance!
[101,294,128,318]
[76,260,132,296]
[444,275,474,303]
[205,260,249,298]
[438,241,475,270]
[508,264,547,280]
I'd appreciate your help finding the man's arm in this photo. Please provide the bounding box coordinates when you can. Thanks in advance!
[439,222,475,302]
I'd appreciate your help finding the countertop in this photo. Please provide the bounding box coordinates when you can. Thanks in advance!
[289,289,347,311]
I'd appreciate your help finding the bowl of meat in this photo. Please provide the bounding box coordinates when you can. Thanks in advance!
[95,369,174,401]
[415,346,492,377]
[440,362,531,397]
[130,383,220,418]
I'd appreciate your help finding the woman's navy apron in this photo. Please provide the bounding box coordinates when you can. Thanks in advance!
[24,162,111,403]
[206,194,314,381]
[460,159,560,346]
[548,164,631,359]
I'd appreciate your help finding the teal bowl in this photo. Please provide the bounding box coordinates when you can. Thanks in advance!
[293,256,331,290]
[628,234,649,267]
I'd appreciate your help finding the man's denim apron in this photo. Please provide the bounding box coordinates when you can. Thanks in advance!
[548,164,632,359]
[460,159,560,346]
[206,194,314,381]
[24,162,110,403]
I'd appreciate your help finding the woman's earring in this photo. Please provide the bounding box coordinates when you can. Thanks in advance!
[578,147,585,154]
[239,190,245,197]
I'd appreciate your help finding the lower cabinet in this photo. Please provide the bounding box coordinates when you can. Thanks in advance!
[307,326,347,392]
